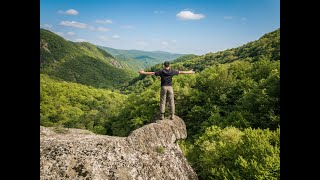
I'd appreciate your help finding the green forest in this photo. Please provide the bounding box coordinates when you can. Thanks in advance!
[40,29,136,89]
[40,28,280,179]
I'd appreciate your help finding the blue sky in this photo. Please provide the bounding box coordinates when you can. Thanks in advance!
[40,0,280,55]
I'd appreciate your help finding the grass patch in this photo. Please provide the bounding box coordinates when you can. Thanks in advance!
[155,146,165,154]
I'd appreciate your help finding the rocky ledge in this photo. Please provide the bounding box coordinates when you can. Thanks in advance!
[40,116,198,180]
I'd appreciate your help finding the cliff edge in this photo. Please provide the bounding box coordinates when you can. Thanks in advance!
[40,116,198,180]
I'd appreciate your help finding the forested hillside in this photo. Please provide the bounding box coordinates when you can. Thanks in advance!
[40,28,280,179]
[111,54,146,71]
[40,29,136,89]
[40,74,125,134]
[125,29,279,93]
[111,28,280,179]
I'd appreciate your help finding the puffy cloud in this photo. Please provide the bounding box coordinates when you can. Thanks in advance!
[176,10,205,20]
[95,19,113,24]
[60,21,87,28]
[58,9,79,15]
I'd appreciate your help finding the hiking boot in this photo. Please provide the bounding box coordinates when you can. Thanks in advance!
[170,114,174,120]
[160,113,165,120]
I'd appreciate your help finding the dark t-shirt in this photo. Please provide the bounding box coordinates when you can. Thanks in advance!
[154,69,179,86]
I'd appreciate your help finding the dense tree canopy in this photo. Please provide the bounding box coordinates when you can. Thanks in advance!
[40,74,125,134]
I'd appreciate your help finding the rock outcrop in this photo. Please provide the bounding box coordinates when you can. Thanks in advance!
[40,116,198,180]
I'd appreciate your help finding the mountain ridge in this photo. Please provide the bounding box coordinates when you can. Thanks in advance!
[40,29,136,89]
[124,28,280,93]
[98,45,185,69]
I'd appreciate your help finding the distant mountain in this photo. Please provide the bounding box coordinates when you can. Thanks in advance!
[97,46,185,69]
[40,29,136,89]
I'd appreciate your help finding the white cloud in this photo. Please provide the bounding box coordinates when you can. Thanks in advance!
[66,9,79,15]
[60,21,87,28]
[112,34,120,39]
[74,38,87,42]
[67,31,75,36]
[53,31,64,36]
[224,16,233,20]
[241,17,247,21]
[95,19,113,24]
[176,10,205,20]
[96,27,109,32]
[171,40,177,43]
[41,24,52,30]
[58,9,79,15]
[161,41,168,45]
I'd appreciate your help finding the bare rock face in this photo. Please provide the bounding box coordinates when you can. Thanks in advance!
[40,116,198,180]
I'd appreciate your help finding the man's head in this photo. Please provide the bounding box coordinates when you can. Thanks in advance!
[163,61,170,69]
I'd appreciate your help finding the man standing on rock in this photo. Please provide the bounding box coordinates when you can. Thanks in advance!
[139,61,195,120]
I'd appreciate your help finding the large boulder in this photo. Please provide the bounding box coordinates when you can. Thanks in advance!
[40,116,198,180]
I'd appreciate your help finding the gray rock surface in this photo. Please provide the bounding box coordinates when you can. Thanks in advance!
[40,116,198,180]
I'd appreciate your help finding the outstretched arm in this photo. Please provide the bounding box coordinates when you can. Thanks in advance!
[139,70,155,75]
[178,70,195,74]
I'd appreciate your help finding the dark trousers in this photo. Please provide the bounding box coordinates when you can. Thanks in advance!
[160,86,175,115]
